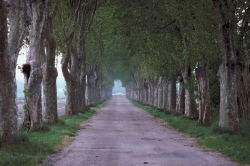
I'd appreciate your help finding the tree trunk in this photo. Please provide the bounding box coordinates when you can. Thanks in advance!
[214,0,240,133]
[0,0,28,142]
[162,80,168,111]
[86,67,95,105]
[61,50,79,115]
[218,63,239,132]
[195,67,212,126]
[182,66,197,119]
[148,82,154,105]
[60,0,97,114]
[79,56,86,108]
[176,76,185,114]
[0,0,18,142]
[43,15,58,124]
[143,82,148,104]
[167,80,177,112]
[23,1,46,131]
[7,0,29,66]
[237,61,250,119]
[236,6,250,119]
[157,77,163,109]
[153,77,158,107]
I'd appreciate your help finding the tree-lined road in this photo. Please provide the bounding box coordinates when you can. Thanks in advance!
[44,96,236,166]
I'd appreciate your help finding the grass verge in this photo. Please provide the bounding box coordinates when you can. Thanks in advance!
[0,99,110,166]
[129,98,250,165]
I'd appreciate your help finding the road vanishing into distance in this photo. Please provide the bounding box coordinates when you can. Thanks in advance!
[44,96,236,166]
[17,98,66,126]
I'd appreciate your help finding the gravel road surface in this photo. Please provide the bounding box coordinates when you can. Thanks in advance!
[44,95,237,166]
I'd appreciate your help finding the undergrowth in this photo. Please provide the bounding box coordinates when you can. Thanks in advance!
[0,99,109,166]
[130,98,250,164]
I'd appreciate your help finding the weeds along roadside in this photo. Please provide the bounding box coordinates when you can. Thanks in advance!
[129,98,250,165]
[0,98,110,166]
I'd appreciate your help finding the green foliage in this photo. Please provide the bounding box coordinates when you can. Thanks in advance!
[23,89,34,98]
[0,100,109,166]
[53,0,75,53]
[130,98,250,164]
[86,0,222,88]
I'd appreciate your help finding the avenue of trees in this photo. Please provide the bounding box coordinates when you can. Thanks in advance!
[0,0,249,143]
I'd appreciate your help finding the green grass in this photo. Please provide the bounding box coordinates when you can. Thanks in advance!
[0,99,109,166]
[130,98,250,164]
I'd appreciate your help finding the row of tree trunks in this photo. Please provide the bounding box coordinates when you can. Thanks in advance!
[61,0,98,115]
[126,76,197,118]
[85,65,113,106]
[1,0,64,141]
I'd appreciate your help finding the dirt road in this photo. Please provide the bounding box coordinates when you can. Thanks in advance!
[44,96,237,166]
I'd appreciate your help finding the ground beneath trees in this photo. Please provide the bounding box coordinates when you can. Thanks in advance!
[44,96,237,166]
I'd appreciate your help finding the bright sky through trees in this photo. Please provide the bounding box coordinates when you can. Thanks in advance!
[112,80,126,95]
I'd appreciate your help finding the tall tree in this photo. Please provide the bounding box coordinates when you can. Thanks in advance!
[43,0,59,124]
[235,1,250,119]
[0,0,28,142]
[59,0,97,115]
[22,0,47,131]
[195,66,212,126]
[214,0,240,133]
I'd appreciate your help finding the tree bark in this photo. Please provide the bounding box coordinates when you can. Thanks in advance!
[195,67,212,126]
[0,0,28,142]
[148,80,154,105]
[236,6,250,119]
[23,0,46,131]
[86,67,95,106]
[143,81,148,104]
[162,80,168,111]
[176,76,185,114]
[214,0,240,133]
[79,54,86,108]
[61,50,79,115]
[153,77,158,107]
[43,12,58,124]
[157,77,163,109]
[167,80,176,112]
[0,0,18,142]
[182,65,198,119]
